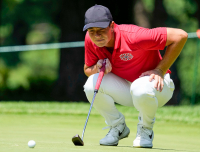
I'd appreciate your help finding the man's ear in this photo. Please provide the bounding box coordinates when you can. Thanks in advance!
[111,21,115,30]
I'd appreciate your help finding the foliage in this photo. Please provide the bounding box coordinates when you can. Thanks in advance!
[161,0,200,104]
[178,40,200,102]
[0,49,59,100]
[1,0,60,45]
[0,0,60,100]
[0,0,200,104]
[142,0,155,13]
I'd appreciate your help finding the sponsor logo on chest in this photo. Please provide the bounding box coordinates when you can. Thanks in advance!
[119,53,133,61]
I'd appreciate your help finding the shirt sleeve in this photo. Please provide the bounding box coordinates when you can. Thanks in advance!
[84,32,99,67]
[135,27,167,51]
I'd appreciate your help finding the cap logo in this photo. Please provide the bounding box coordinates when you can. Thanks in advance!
[119,53,133,61]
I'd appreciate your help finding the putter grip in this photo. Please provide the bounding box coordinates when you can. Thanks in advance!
[94,59,106,92]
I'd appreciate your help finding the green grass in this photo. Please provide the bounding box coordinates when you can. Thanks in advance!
[1,101,200,124]
[0,102,200,152]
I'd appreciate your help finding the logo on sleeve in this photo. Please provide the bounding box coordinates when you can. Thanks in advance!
[119,53,133,61]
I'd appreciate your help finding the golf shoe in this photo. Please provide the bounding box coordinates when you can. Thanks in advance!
[100,123,130,146]
[133,124,154,148]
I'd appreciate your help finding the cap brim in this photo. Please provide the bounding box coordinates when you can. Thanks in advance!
[83,21,110,31]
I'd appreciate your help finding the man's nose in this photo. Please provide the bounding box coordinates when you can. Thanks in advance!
[95,32,101,37]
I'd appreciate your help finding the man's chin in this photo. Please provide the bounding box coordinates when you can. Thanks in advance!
[95,43,105,47]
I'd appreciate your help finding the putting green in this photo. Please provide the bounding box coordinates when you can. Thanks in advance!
[0,102,200,152]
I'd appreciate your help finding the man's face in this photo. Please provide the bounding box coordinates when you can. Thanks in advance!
[87,24,113,47]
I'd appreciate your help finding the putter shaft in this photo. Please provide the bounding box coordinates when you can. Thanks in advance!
[81,91,97,140]
[72,59,106,146]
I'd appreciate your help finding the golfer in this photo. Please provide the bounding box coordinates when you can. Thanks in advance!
[83,4,187,148]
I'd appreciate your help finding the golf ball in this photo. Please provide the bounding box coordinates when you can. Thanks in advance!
[28,140,36,148]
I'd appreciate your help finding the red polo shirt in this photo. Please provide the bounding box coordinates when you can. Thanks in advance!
[84,23,170,82]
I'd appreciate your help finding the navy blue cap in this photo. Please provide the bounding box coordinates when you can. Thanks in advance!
[83,5,113,31]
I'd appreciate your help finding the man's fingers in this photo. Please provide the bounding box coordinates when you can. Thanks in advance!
[157,78,161,91]
[142,69,164,92]
[149,74,155,82]
[97,58,112,74]
[104,58,112,74]
[140,72,149,77]
[97,64,102,73]
[154,79,158,90]
[106,64,112,73]
[155,77,164,92]
[160,78,164,92]
[105,64,109,74]
[97,59,103,67]
[140,73,144,77]
[96,59,103,73]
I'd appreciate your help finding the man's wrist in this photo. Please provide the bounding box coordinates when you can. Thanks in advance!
[155,68,165,75]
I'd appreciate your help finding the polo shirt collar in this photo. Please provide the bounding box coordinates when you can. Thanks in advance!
[113,23,121,50]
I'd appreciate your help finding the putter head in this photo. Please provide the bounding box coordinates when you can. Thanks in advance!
[72,134,84,146]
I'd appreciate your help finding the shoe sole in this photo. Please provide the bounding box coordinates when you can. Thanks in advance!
[100,134,130,146]
[133,144,153,148]
[133,146,153,148]
[100,143,118,146]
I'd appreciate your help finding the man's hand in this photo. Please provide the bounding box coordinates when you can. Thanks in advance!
[139,69,164,92]
[96,58,112,74]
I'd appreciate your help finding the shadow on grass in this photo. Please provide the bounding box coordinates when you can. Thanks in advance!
[153,148,194,151]
[117,146,194,152]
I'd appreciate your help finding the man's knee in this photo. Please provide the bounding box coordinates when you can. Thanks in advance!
[84,72,115,95]
[84,74,98,100]
[130,77,156,106]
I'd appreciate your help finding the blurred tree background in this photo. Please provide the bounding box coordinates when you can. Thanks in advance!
[0,0,199,104]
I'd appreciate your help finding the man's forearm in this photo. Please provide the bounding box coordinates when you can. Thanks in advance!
[84,64,98,77]
[156,29,188,75]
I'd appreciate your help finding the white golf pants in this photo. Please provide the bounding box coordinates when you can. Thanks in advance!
[84,73,175,129]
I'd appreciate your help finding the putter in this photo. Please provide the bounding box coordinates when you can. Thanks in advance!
[72,59,106,146]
